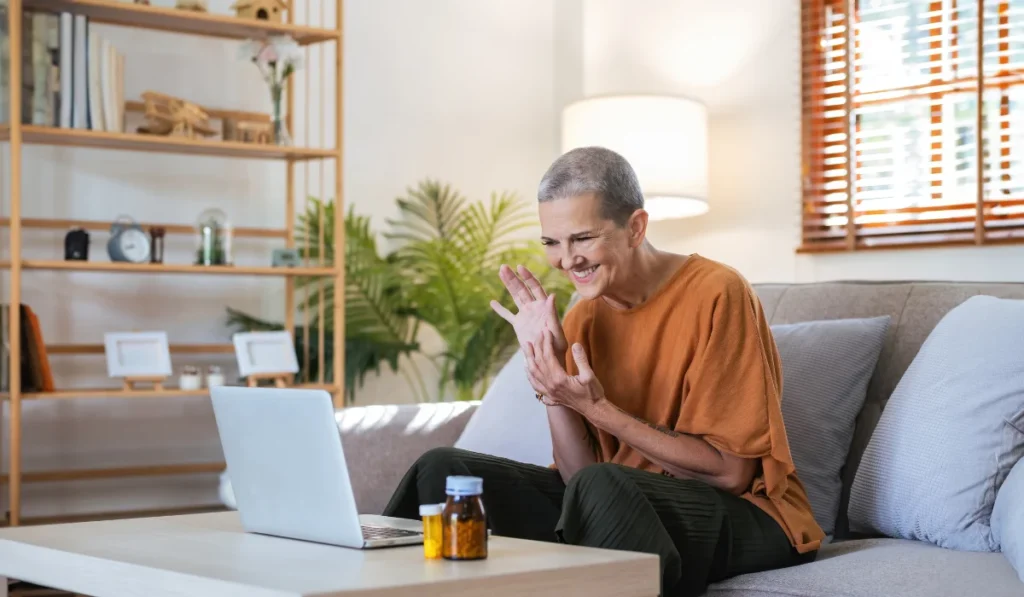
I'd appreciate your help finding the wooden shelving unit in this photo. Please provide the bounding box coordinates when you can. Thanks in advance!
[10,260,338,277]
[25,0,340,44]
[1,381,335,401]
[0,125,338,160]
[0,0,345,526]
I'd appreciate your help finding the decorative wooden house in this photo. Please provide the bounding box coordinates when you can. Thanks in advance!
[231,0,287,23]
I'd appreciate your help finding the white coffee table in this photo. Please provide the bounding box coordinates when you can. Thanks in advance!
[0,512,660,596]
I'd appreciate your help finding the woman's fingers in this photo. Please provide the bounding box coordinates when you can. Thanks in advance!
[533,329,560,386]
[526,370,548,396]
[489,300,515,324]
[525,341,545,376]
[517,265,547,300]
[524,340,536,363]
[499,264,535,307]
[571,343,594,382]
[541,328,564,369]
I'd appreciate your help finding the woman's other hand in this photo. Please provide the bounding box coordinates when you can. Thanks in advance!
[525,329,605,414]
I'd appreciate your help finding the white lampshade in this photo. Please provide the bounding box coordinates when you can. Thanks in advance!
[561,95,709,220]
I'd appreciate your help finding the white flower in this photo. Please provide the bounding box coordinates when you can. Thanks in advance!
[239,35,303,86]
[268,35,303,67]
[238,39,263,61]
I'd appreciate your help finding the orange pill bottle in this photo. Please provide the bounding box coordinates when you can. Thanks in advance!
[441,475,488,560]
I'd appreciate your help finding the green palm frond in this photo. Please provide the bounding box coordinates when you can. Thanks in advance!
[384,182,566,400]
[452,311,519,396]
[384,180,467,245]
[226,197,421,404]
[454,191,535,267]
[294,196,335,266]
[229,181,575,403]
[225,307,283,332]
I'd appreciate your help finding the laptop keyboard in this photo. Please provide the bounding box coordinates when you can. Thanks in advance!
[361,525,422,540]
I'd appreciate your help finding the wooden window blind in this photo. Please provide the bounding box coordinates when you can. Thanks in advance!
[801,0,1024,251]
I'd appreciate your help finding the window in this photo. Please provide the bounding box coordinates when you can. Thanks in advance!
[801,0,1024,251]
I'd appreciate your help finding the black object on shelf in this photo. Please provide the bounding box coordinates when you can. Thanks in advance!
[64,228,90,261]
[150,226,166,264]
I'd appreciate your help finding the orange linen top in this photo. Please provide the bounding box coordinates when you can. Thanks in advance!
[562,254,824,554]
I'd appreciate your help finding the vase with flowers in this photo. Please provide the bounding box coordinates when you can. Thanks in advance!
[240,35,303,146]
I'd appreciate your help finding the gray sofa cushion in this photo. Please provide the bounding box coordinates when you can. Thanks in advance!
[848,295,1024,551]
[706,538,1022,597]
[993,450,1024,582]
[771,316,891,537]
[755,281,1024,538]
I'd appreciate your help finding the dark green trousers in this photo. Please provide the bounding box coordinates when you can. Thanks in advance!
[383,447,815,597]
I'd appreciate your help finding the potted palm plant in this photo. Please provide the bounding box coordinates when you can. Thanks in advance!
[227,179,574,404]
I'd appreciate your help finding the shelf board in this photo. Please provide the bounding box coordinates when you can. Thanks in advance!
[0,462,226,484]
[0,217,287,240]
[3,383,339,401]
[0,125,337,161]
[20,388,211,400]
[5,260,337,277]
[47,343,235,355]
[25,0,340,45]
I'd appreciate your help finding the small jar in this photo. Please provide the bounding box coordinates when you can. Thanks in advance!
[441,475,487,560]
[206,365,225,388]
[179,366,201,390]
[194,208,232,266]
[419,503,443,560]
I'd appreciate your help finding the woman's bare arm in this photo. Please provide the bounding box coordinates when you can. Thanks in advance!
[546,404,598,483]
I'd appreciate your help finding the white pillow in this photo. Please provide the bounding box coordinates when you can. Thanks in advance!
[454,350,553,466]
[849,295,1024,551]
[993,454,1024,582]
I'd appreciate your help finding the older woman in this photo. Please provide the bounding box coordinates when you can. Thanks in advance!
[383,147,823,596]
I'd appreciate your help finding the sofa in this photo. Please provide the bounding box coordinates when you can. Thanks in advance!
[220,280,1024,596]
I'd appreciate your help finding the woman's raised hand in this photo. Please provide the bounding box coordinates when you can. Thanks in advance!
[490,264,568,356]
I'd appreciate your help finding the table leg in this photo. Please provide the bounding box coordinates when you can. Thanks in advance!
[0,577,7,597]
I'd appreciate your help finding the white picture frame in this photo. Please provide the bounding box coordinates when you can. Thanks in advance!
[233,331,299,377]
[104,331,173,378]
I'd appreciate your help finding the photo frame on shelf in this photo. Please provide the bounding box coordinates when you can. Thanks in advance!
[104,331,173,384]
[233,330,299,379]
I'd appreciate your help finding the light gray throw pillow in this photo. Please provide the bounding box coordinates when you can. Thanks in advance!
[454,351,553,466]
[771,316,891,537]
[849,295,1024,551]
[993,453,1024,582]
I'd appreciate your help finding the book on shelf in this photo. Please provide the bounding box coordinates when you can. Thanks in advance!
[0,303,54,393]
[0,5,125,132]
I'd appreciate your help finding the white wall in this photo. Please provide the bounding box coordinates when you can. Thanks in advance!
[581,0,1024,284]
[341,0,559,406]
[0,0,560,519]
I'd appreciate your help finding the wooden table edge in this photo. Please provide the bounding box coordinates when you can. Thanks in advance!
[0,519,662,597]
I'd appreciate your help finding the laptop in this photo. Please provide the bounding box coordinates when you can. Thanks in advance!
[210,386,424,549]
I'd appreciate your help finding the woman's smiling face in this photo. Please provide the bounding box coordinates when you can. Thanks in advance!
[539,192,640,301]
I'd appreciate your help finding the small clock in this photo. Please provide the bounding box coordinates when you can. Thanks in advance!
[107,216,151,263]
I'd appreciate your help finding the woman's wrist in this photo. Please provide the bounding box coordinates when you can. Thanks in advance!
[576,395,612,423]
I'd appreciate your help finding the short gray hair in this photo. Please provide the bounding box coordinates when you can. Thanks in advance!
[537,146,644,226]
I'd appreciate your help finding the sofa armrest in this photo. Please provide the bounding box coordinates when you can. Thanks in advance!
[337,402,478,515]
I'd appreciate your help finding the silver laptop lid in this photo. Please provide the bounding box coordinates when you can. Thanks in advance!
[210,386,365,548]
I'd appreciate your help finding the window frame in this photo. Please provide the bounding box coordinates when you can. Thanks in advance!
[799,0,1024,252]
